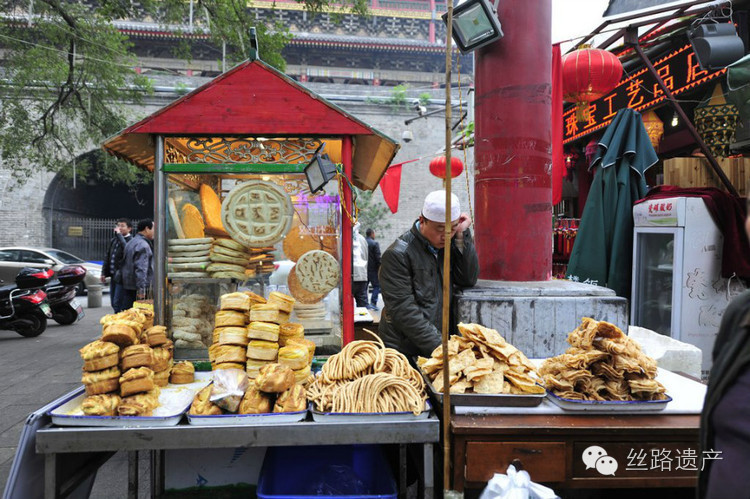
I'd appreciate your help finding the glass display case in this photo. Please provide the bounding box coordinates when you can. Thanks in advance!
[162,137,343,359]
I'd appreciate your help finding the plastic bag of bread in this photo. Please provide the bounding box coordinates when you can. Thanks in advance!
[209,368,249,413]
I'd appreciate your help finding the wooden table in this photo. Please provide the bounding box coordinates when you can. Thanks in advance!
[451,412,700,491]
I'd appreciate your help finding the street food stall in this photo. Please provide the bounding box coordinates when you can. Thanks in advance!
[2,56,445,499]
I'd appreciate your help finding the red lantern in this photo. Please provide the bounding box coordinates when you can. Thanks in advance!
[562,46,623,122]
[429,155,464,179]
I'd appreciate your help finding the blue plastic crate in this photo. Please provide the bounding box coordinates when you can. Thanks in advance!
[257,445,397,499]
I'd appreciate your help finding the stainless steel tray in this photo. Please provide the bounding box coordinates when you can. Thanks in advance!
[187,409,307,425]
[421,369,546,408]
[546,391,673,412]
[48,373,211,427]
[310,401,432,423]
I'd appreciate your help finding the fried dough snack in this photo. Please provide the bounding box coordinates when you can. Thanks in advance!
[539,317,667,401]
[307,333,426,415]
[417,323,544,395]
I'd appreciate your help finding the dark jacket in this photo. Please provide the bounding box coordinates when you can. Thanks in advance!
[120,233,153,292]
[366,236,381,278]
[698,289,750,498]
[378,221,479,357]
[102,233,131,278]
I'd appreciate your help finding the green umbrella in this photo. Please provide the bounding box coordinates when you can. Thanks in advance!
[566,108,658,299]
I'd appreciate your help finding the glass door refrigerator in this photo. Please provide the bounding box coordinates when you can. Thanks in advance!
[631,196,732,376]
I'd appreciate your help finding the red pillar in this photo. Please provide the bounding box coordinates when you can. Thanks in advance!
[341,136,354,345]
[474,1,552,281]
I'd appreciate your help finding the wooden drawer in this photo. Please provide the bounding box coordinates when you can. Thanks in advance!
[465,441,567,484]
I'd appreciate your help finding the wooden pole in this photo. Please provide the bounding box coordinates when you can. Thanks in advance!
[442,5,454,494]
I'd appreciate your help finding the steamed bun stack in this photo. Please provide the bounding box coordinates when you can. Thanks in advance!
[245,292,297,379]
[209,292,252,371]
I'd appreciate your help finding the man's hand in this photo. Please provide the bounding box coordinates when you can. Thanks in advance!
[454,213,472,238]
[100,276,106,283]
[136,289,146,300]
[113,226,121,234]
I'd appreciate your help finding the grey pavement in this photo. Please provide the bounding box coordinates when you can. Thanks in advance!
[0,294,151,498]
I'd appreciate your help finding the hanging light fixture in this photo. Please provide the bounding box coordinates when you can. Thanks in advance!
[642,110,664,149]
[671,112,679,127]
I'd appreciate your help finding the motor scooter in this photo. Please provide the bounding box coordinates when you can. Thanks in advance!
[45,265,86,325]
[0,267,54,337]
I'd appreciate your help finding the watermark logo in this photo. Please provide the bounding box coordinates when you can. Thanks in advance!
[582,445,619,476]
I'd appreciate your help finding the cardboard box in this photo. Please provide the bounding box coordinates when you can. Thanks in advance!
[663,157,747,196]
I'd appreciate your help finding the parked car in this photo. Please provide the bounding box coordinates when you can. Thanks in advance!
[0,247,105,295]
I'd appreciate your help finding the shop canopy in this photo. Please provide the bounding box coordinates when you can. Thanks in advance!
[102,58,399,191]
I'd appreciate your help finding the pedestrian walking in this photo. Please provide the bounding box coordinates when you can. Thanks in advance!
[365,228,381,310]
[101,218,132,312]
[352,223,369,308]
[120,219,154,310]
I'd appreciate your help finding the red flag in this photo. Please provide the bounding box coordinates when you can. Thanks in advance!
[379,164,402,213]
[552,43,564,206]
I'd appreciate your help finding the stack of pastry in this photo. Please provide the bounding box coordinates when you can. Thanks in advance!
[167,238,213,279]
[100,309,150,347]
[292,302,328,322]
[209,292,251,371]
[188,362,307,416]
[172,294,215,348]
[80,340,122,399]
[208,238,255,281]
[278,323,316,384]
[118,367,160,416]
[142,326,174,386]
[245,292,295,378]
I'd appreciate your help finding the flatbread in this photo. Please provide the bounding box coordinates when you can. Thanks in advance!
[211,245,250,259]
[168,238,213,246]
[168,256,211,264]
[295,250,340,294]
[287,265,325,304]
[282,225,338,262]
[169,244,212,253]
[209,253,248,266]
[168,272,210,278]
[168,199,186,239]
[221,180,294,248]
[168,262,210,271]
[210,271,248,280]
[213,238,248,252]
[206,263,246,273]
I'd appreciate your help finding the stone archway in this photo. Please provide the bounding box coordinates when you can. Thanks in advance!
[42,150,154,261]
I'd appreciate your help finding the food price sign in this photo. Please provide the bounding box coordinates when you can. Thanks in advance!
[563,44,725,144]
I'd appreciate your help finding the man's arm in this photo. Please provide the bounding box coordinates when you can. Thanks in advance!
[451,228,479,287]
[133,244,151,294]
[380,248,441,356]
[373,242,381,268]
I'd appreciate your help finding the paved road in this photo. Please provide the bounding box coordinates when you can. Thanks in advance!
[0,294,152,498]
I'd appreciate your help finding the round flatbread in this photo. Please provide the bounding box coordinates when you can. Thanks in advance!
[168,272,210,278]
[287,265,325,304]
[209,253,248,266]
[169,244,212,253]
[213,238,248,252]
[168,238,214,246]
[168,262,210,271]
[211,245,250,259]
[206,263,246,273]
[169,256,211,264]
[168,199,187,239]
[167,250,210,259]
[221,180,294,248]
[283,225,338,262]
[295,250,340,295]
[210,271,249,280]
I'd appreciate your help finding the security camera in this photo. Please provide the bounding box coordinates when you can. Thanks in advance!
[402,130,414,143]
[411,100,427,115]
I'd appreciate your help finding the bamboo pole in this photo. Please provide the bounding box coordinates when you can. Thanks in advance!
[442,5,454,494]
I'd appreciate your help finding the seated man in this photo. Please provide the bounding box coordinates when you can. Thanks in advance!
[378,190,479,357]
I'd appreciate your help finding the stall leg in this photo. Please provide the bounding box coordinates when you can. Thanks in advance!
[128,450,139,499]
[399,444,407,498]
[44,453,57,499]
[151,449,165,498]
[423,443,434,499]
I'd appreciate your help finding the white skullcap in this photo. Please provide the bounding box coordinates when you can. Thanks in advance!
[422,190,460,222]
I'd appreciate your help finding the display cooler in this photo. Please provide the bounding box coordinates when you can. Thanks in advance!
[631,196,732,374]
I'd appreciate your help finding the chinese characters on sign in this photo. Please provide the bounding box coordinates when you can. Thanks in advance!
[625,448,722,472]
[563,44,725,144]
